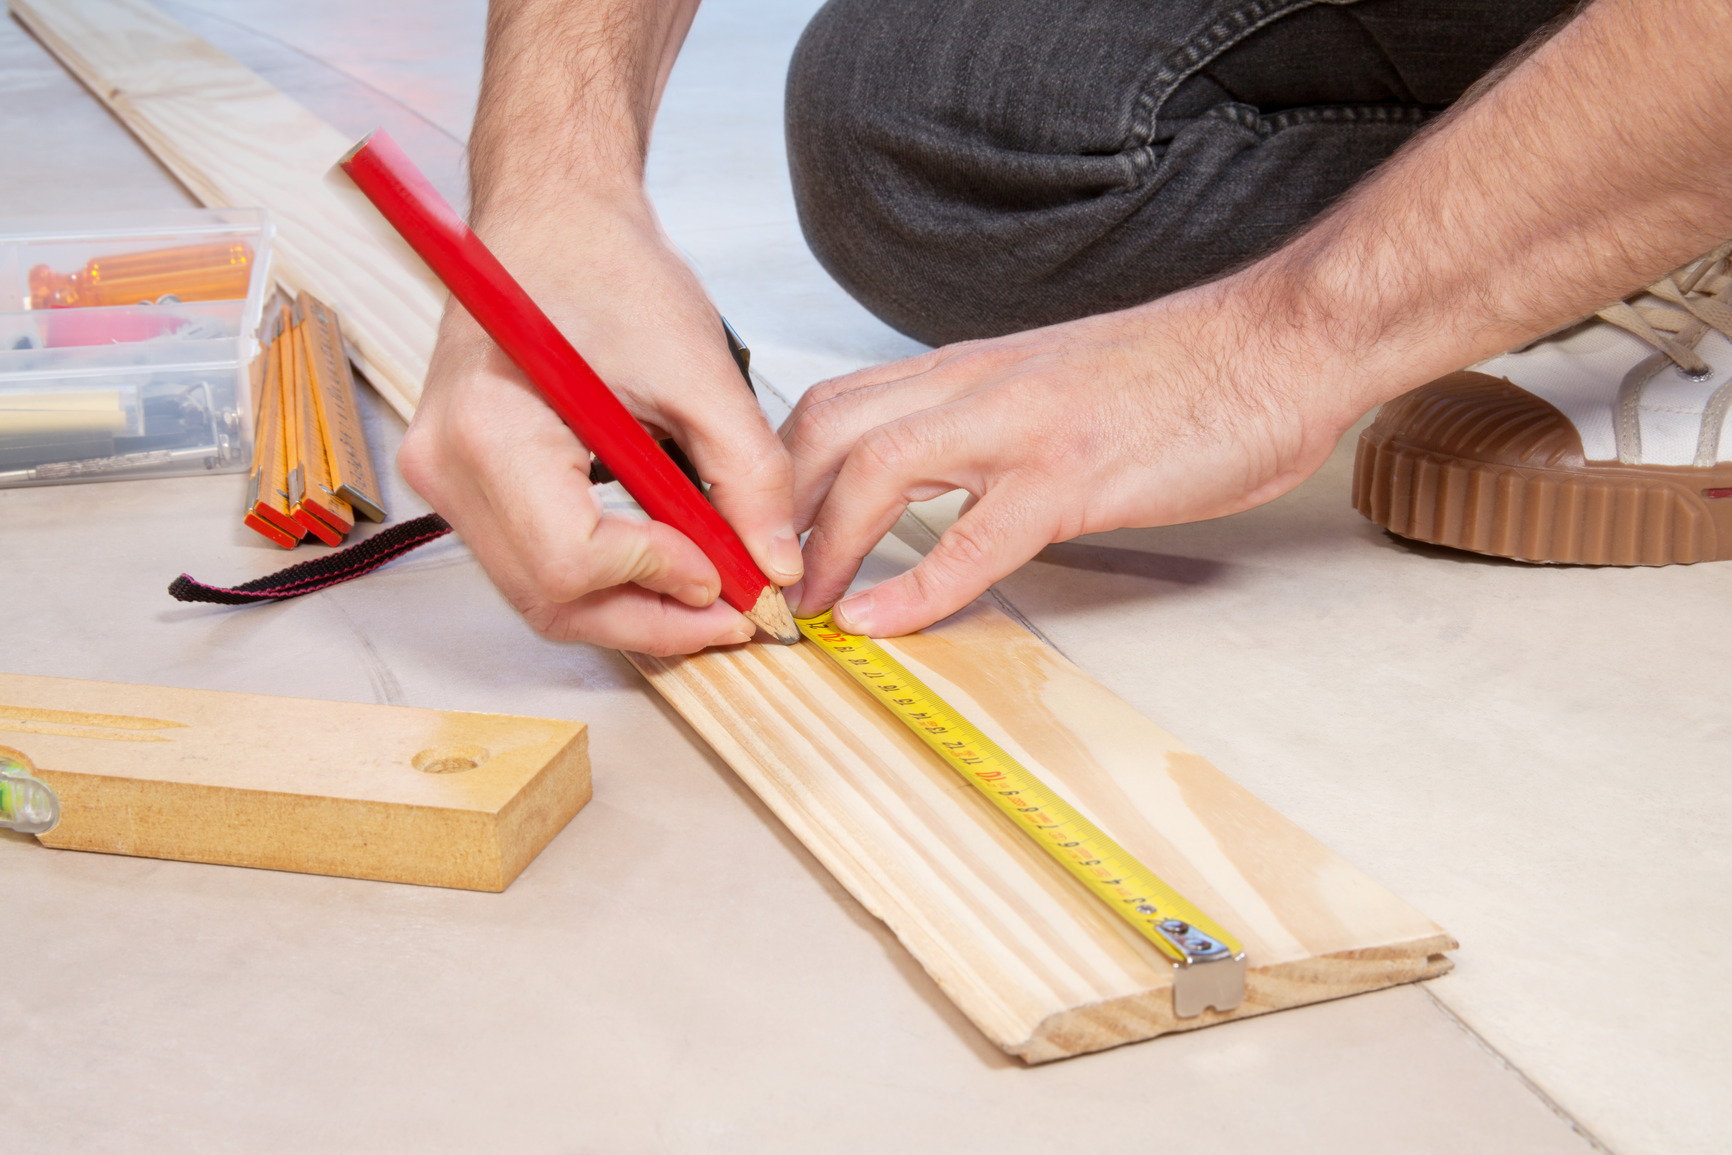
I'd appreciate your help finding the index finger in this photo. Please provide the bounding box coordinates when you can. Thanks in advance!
[795,401,987,616]
[833,486,1057,637]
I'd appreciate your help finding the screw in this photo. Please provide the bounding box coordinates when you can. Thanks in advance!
[1160,919,1190,935]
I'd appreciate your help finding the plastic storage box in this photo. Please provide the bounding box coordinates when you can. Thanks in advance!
[0,208,274,488]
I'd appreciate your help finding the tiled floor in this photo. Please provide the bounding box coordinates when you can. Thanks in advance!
[2,2,1726,1151]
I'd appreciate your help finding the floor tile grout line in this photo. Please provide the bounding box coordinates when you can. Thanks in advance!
[1421,985,1616,1153]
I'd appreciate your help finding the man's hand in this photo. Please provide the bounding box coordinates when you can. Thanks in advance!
[398,0,801,656]
[402,207,800,655]
[786,0,1732,637]
[784,282,1351,637]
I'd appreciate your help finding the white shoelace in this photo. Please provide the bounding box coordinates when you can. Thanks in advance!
[1596,241,1732,377]
[1583,242,1732,465]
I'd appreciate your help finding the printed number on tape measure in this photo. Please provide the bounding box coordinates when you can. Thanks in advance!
[797,613,1247,1017]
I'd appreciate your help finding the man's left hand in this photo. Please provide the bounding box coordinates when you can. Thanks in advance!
[782,282,1356,636]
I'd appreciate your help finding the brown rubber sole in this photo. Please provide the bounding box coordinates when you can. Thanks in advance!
[1353,372,1732,565]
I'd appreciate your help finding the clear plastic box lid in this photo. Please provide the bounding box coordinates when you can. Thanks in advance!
[0,208,275,487]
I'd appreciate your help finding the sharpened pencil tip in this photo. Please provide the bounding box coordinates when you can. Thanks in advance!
[745,585,800,645]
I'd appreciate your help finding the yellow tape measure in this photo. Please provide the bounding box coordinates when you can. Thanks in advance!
[799,612,1247,1016]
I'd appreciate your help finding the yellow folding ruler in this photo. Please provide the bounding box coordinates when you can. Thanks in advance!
[242,294,387,549]
[798,612,1247,1017]
[296,294,387,524]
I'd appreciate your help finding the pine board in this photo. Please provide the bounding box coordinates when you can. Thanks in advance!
[9,0,443,420]
[630,602,1454,1062]
[18,0,1455,1060]
[1,673,590,890]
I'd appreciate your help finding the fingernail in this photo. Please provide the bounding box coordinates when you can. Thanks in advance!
[768,524,804,582]
[709,624,754,648]
[672,583,715,607]
[835,590,874,635]
[784,579,807,616]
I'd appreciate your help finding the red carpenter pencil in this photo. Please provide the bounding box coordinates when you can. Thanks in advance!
[338,130,796,643]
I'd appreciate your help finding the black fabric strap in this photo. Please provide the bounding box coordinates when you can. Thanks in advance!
[169,513,453,605]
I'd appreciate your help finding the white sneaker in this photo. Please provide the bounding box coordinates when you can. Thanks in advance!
[1354,244,1732,564]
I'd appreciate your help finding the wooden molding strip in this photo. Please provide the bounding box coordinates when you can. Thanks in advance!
[630,602,1453,1061]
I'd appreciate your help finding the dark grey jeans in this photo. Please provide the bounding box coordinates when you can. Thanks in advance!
[786,0,1575,346]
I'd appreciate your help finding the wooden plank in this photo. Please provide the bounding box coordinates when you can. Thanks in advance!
[16,0,1455,1059]
[9,0,443,420]
[0,673,590,891]
[629,601,1454,1062]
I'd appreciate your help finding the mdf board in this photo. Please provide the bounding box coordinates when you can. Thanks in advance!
[630,603,1455,1062]
[9,0,443,420]
[0,673,590,891]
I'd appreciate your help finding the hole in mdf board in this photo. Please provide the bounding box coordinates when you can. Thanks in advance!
[412,744,489,774]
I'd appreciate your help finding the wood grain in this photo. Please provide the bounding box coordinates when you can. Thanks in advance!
[630,601,1454,1062]
[1,673,590,891]
[10,0,444,420]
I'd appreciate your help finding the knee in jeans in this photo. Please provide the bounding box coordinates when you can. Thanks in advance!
[784,0,1203,345]
[785,0,938,332]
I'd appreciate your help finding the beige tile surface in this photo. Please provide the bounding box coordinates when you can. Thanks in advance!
[1,0,1720,1150]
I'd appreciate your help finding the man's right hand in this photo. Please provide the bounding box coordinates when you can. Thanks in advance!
[396,0,799,656]
[398,202,801,657]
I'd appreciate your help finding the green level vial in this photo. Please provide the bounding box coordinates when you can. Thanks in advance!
[0,749,59,835]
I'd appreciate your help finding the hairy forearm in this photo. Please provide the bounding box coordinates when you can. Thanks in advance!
[469,0,700,227]
[1245,0,1732,424]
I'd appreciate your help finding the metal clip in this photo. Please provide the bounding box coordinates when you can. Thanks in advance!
[1172,953,1247,1017]
[1127,907,1247,1016]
